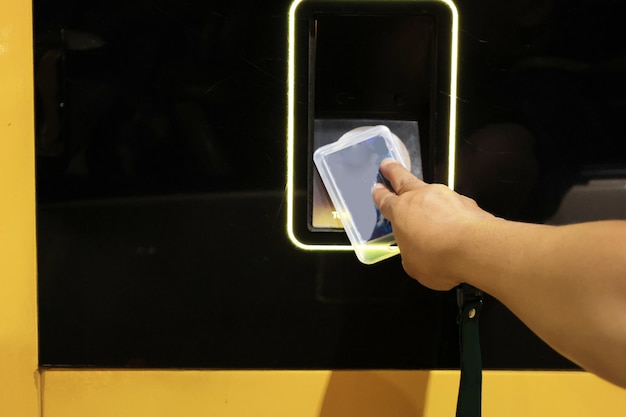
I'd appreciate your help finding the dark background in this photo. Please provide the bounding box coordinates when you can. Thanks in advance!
[35,0,626,368]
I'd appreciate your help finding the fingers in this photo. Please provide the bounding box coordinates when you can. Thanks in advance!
[379,158,426,194]
[373,158,430,221]
[371,182,397,218]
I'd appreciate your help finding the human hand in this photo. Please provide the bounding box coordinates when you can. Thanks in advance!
[372,159,494,290]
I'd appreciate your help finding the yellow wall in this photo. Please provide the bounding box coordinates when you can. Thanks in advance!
[1,1,625,416]
[40,370,626,417]
[0,0,40,416]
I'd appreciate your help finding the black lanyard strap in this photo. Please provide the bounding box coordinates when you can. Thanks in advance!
[456,285,484,417]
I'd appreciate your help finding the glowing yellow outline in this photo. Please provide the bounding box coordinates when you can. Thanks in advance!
[287,0,459,251]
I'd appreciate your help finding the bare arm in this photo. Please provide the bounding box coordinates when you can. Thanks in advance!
[372,159,626,388]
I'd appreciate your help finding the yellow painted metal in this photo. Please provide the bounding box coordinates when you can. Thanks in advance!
[41,370,626,417]
[0,0,40,416]
[1,1,626,416]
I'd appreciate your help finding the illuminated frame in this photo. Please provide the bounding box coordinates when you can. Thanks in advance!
[286,0,459,252]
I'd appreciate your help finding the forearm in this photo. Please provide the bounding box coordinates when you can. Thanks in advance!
[456,219,626,388]
[372,160,626,386]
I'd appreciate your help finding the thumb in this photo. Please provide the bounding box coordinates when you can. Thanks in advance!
[372,182,397,221]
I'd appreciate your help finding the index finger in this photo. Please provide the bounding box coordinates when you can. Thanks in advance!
[379,158,426,195]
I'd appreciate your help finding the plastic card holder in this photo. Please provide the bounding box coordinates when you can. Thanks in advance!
[313,125,408,264]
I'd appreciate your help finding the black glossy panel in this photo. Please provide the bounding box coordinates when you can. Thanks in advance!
[37,193,443,368]
[36,0,626,369]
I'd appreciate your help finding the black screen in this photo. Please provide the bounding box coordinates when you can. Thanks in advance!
[310,14,434,230]
[313,14,434,121]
